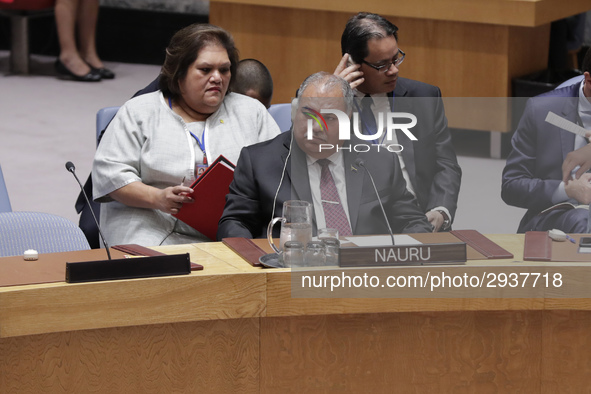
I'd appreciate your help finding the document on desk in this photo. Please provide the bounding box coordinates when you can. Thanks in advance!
[345,235,422,247]
[545,111,589,138]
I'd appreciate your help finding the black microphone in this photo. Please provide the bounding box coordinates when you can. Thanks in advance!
[65,161,111,260]
[355,158,395,245]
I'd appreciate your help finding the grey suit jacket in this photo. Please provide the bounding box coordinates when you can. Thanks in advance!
[501,83,580,232]
[217,131,432,240]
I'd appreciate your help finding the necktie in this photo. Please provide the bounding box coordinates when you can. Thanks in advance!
[317,159,352,236]
[360,94,377,138]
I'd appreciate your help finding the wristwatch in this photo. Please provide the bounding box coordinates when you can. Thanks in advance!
[436,210,451,231]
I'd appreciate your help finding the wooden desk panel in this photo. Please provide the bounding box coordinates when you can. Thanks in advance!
[0,318,259,393]
[2,235,591,392]
[0,271,266,338]
[542,310,591,393]
[261,311,542,392]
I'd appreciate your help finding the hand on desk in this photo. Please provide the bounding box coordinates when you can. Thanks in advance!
[334,54,364,90]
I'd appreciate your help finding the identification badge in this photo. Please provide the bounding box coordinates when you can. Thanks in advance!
[196,164,208,178]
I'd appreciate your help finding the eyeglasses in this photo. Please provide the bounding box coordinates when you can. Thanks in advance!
[362,49,405,73]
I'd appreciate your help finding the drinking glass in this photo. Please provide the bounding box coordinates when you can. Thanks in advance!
[282,241,304,268]
[304,241,326,267]
[322,238,340,266]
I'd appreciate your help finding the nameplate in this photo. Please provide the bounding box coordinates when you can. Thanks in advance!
[339,243,467,267]
[66,253,191,283]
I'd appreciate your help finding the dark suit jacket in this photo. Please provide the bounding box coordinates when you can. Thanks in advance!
[217,131,432,240]
[501,83,580,232]
[391,78,461,221]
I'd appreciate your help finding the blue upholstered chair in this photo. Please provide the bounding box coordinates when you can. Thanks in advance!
[268,103,292,133]
[0,212,90,257]
[73,106,119,249]
[0,163,12,213]
[96,106,120,145]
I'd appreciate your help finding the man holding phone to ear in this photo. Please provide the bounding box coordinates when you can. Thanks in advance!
[333,12,461,232]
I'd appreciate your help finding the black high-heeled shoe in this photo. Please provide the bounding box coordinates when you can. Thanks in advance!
[55,60,101,82]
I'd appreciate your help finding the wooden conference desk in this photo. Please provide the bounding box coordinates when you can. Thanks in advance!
[210,0,590,157]
[1,234,591,392]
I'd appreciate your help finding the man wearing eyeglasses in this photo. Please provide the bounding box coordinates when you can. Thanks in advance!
[334,12,461,232]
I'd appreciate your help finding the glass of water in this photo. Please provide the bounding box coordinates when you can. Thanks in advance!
[304,241,326,267]
[322,238,340,266]
[282,241,304,268]
[318,228,339,243]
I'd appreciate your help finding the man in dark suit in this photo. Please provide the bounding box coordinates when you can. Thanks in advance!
[333,12,461,232]
[217,72,432,239]
[502,49,591,233]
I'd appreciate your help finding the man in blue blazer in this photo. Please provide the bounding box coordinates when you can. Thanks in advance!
[333,12,461,233]
[502,49,591,233]
[217,72,432,240]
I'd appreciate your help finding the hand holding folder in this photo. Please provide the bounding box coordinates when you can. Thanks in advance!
[173,155,235,240]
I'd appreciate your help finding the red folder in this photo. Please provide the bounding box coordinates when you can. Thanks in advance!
[173,155,235,241]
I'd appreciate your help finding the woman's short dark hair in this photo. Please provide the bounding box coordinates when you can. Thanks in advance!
[159,23,239,99]
[341,12,399,65]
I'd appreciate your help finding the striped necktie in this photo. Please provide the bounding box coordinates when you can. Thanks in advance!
[317,159,352,236]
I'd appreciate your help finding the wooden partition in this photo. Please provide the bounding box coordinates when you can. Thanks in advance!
[210,0,590,136]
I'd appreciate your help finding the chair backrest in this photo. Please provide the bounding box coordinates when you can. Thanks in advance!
[268,103,292,133]
[556,74,584,89]
[0,212,90,257]
[0,163,12,213]
[96,106,120,145]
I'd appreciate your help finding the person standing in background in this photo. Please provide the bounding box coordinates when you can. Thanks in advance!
[54,0,115,81]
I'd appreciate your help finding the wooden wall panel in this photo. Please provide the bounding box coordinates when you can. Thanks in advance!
[211,3,348,105]
[508,24,551,96]
[0,318,259,394]
[393,18,510,98]
[211,0,591,28]
[211,2,554,131]
[260,311,542,393]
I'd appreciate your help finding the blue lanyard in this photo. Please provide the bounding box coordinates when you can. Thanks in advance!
[169,97,207,164]
[354,93,395,145]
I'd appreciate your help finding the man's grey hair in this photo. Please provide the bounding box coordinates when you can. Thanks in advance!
[297,72,354,114]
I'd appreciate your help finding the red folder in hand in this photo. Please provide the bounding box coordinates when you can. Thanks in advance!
[173,155,235,241]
